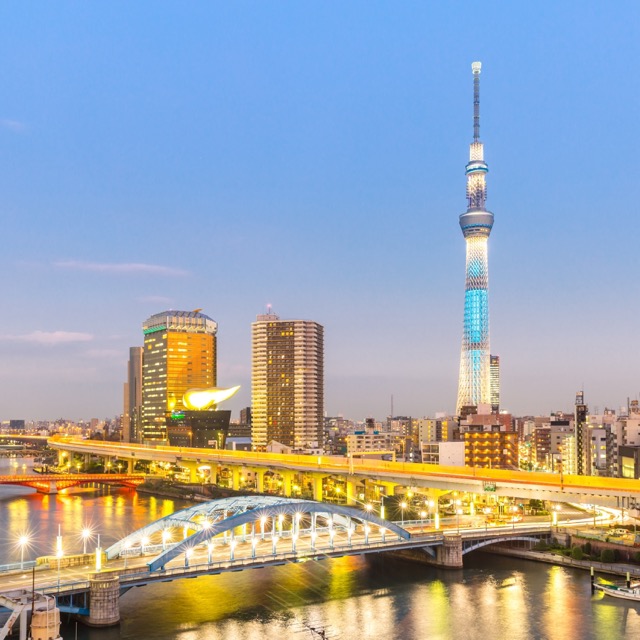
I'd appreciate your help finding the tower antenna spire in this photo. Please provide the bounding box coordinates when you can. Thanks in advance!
[472,61,481,142]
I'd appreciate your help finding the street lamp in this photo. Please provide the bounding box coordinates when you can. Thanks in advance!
[81,527,93,555]
[457,509,463,533]
[56,548,63,591]
[400,501,407,526]
[18,535,29,570]
[123,540,131,569]
[162,529,171,550]
[420,510,427,532]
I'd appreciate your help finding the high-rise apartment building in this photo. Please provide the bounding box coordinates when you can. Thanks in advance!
[123,346,143,443]
[490,355,500,413]
[456,62,495,415]
[141,310,217,443]
[574,391,588,475]
[251,312,324,451]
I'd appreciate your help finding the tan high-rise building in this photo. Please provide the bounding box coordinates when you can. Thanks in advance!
[251,312,323,451]
[141,310,217,443]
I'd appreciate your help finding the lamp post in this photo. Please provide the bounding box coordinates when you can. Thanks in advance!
[56,549,63,591]
[18,535,29,570]
[95,534,102,571]
[420,511,427,532]
[400,501,407,526]
[81,527,93,555]
[123,540,131,569]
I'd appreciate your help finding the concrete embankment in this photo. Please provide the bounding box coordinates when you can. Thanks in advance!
[485,545,640,580]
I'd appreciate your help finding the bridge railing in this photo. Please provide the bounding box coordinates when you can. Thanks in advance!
[0,561,37,574]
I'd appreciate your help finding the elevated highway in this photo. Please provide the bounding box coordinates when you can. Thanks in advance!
[48,436,640,508]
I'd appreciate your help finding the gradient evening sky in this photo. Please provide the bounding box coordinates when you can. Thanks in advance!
[0,3,638,421]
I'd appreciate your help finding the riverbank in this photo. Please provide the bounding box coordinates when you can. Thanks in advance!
[487,544,640,581]
[136,479,255,502]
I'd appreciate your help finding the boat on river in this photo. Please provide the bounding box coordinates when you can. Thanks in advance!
[595,582,640,602]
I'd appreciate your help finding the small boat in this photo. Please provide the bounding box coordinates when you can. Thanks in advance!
[595,583,640,602]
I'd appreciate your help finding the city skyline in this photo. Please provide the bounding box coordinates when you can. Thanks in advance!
[1,4,639,420]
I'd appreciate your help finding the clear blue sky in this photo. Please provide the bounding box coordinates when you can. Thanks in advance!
[1,2,638,421]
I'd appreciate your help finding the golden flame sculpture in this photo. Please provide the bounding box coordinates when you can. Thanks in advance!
[182,385,240,411]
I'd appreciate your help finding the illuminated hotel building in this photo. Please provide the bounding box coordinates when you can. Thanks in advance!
[141,310,217,443]
[456,61,495,415]
[251,312,324,451]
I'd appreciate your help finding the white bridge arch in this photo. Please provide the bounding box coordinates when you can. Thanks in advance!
[106,496,411,573]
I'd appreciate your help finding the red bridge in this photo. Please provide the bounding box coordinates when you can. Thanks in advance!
[0,474,147,494]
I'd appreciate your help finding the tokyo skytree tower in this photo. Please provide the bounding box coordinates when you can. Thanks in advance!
[456,61,494,415]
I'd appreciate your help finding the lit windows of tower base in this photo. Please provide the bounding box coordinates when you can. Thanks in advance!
[490,355,500,414]
[456,61,495,416]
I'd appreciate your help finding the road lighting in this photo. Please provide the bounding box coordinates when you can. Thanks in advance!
[457,508,463,533]
[56,548,63,591]
[81,527,93,555]
[123,540,131,569]
[18,535,29,570]
[162,529,171,550]
[420,511,427,532]
[400,501,407,526]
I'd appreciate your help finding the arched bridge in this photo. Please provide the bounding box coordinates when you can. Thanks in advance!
[0,474,146,494]
[106,495,412,573]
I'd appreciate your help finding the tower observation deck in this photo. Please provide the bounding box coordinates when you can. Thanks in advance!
[456,61,494,415]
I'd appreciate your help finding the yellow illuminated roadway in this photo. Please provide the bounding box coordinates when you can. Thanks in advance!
[48,436,640,506]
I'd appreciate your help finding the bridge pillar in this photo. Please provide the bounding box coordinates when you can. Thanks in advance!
[255,469,265,493]
[232,467,241,490]
[282,471,293,497]
[312,475,324,502]
[182,461,199,483]
[127,458,134,473]
[86,574,120,627]
[436,535,463,568]
[84,454,91,467]
[208,465,218,485]
[346,478,356,505]
[57,450,67,466]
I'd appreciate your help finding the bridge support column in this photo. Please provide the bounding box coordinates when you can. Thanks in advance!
[346,478,356,505]
[282,471,293,497]
[84,454,91,468]
[312,475,324,502]
[86,575,120,627]
[127,458,134,473]
[232,467,241,491]
[57,450,67,466]
[182,461,199,483]
[255,469,265,493]
[436,535,463,568]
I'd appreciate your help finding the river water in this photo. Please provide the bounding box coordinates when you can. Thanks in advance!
[1,458,639,640]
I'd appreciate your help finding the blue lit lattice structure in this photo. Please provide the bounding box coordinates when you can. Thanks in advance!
[456,62,494,415]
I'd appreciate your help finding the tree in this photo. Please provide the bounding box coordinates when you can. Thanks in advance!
[571,546,583,560]
[600,549,615,563]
